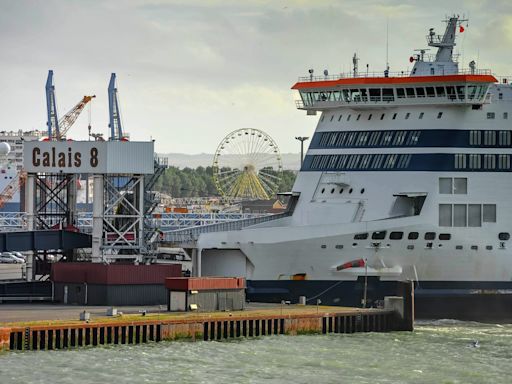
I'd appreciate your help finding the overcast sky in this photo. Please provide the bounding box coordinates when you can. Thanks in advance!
[1,0,511,154]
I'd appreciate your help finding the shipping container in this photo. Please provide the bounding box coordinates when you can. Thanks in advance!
[165,277,246,291]
[51,263,181,285]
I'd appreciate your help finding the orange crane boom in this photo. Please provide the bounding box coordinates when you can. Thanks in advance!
[53,95,96,140]
[0,171,27,208]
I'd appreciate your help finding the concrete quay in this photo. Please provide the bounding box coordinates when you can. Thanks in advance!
[0,302,412,352]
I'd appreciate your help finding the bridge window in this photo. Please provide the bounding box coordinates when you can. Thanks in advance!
[369,88,381,102]
[368,114,373,120]
[354,233,368,240]
[419,112,424,119]
[426,87,435,97]
[396,88,405,98]
[439,233,451,240]
[338,114,343,121]
[416,87,426,98]
[408,232,419,240]
[437,112,443,119]
[347,114,351,121]
[467,85,477,100]
[456,85,466,100]
[380,113,385,120]
[392,113,397,119]
[446,86,456,100]
[436,87,446,97]
[406,88,415,98]
[383,88,394,102]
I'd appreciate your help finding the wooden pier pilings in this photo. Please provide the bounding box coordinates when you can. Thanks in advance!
[1,308,400,352]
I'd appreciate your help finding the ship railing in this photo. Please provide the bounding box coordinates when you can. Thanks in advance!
[162,211,292,244]
[297,68,492,82]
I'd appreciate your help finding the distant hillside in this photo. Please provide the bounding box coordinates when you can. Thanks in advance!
[159,153,301,170]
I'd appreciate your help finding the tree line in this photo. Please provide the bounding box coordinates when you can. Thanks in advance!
[154,166,297,198]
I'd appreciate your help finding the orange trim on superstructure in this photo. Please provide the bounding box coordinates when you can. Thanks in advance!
[291,74,498,90]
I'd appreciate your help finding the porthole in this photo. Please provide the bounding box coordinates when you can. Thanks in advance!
[360,188,365,194]
[352,243,358,247]
[471,245,478,250]
[456,245,463,250]
[321,188,325,193]
[499,232,510,240]
[424,232,436,240]
[389,231,403,240]
[372,231,387,240]
[335,245,343,249]
[330,188,335,194]
[407,245,414,250]
[486,245,493,250]
[321,245,327,249]
[339,188,344,194]
[349,188,353,194]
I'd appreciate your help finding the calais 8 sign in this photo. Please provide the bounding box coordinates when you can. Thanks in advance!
[23,141,154,174]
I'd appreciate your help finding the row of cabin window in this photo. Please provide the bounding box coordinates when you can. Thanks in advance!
[317,130,512,148]
[321,111,442,123]
[301,84,488,105]
[310,154,412,170]
[354,231,450,241]
[439,204,496,227]
[353,230,509,241]
[454,154,512,169]
[318,130,421,147]
[469,130,511,145]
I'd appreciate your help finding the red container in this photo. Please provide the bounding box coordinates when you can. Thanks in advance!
[165,277,246,291]
[51,263,181,285]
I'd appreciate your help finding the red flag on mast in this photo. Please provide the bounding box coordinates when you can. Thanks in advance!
[459,25,465,33]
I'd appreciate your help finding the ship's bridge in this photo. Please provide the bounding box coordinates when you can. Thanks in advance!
[292,70,497,111]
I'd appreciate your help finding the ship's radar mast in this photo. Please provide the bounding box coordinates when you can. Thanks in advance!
[410,15,468,76]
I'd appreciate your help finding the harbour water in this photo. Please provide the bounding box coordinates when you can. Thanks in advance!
[1,321,511,384]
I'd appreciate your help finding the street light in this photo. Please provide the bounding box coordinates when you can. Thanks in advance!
[295,136,309,167]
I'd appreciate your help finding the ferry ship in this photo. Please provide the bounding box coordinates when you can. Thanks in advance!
[197,16,512,320]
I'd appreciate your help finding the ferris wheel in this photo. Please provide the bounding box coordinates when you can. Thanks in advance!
[212,128,283,199]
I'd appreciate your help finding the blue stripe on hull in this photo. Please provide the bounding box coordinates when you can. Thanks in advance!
[247,280,512,321]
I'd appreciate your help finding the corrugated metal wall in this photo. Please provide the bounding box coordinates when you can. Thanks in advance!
[52,263,181,285]
[54,283,168,305]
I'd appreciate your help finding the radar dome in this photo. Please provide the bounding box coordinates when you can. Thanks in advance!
[0,142,11,156]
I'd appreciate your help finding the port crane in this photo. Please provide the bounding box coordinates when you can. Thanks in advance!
[0,71,95,207]
[108,73,126,141]
[45,70,96,141]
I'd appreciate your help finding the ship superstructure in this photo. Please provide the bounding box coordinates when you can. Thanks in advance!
[196,16,512,319]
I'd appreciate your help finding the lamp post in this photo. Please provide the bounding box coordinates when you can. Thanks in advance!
[295,136,309,167]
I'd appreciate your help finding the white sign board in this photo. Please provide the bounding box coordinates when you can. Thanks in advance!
[23,141,155,174]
